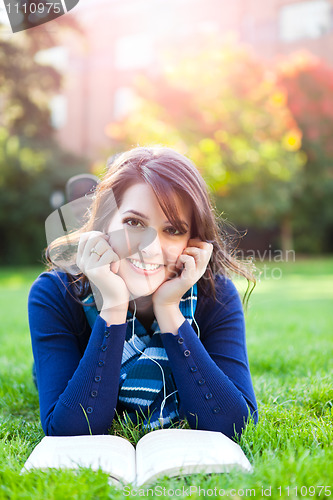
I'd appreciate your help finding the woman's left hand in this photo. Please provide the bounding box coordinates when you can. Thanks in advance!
[152,238,213,308]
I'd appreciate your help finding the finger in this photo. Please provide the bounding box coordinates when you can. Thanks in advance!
[87,245,120,275]
[82,233,110,264]
[96,247,121,274]
[76,232,93,268]
[77,231,105,263]
[110,260,120,274]
[182,247,201,260]
[187,238,214,252]
[179,247,212,282]
[183,245,212,265]
[91,238,112,258]
[176,254,196,280]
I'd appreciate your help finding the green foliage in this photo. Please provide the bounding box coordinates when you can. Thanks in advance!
[106,43,333,253]
[277,53,333,253]
[0,23,88,264]
[0,15,82,140]
[0,35,58,140]
[106,43,305,250]
[0,129,87,264]
[0,260,332,497]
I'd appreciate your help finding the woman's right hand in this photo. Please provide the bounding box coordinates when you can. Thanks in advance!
[76,231,129,314]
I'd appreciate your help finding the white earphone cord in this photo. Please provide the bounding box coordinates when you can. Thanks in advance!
[130,286,200,426]
[190,285,200,339]
[131,300,168,425]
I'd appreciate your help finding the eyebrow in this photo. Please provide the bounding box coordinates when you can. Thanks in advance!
[122,210,189,228]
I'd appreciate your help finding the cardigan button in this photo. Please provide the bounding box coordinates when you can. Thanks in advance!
[91,390,98,397]
[105,331,110,338]
[213,406,220,414]
[101,345,107,352]
[86,407,93,414]
[190,366,197,373]
[198,379,205,385]
[95,376,101,382]
[178,337,184,344]
[184,350,190,357]
[205,393,212,400]
[98,360,105,367]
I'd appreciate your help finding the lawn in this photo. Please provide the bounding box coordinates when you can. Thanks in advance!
[0,258,332,499]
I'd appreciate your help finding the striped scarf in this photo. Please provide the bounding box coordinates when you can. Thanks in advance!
[82,284,197,429]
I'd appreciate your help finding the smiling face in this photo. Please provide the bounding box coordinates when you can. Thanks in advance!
[106,183,192,299]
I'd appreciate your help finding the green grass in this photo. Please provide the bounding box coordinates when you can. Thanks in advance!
[0,259,332,499]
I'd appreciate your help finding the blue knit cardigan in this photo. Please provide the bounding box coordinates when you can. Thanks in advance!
[28,271,258,438]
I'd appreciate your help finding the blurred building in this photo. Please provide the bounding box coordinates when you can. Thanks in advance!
[44,0,333,157]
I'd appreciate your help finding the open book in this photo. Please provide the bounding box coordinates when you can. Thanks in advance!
[22,429,252,486]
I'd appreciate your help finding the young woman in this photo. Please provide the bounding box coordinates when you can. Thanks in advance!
[28,146,258,438]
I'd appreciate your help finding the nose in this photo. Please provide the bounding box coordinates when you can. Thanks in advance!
[138,229,162,257]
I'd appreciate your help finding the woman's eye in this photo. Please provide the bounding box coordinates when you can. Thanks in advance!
[165,226,182,236]
[124,218,144,228]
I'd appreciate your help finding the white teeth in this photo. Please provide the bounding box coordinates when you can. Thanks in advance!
[129,259,161,271]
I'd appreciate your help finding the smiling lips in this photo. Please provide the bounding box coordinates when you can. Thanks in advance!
[128,258,164,275]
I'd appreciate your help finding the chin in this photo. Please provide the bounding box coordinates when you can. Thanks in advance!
[126,280,163,299]
[118,269,166,299]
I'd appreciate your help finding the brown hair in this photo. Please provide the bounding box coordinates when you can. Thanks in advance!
[46,146,255,305]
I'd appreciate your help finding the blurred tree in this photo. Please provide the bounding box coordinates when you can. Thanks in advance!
[0,37,59,141]
[0,20,86,264]
[277,52,333,253]
[0,16,82,139]
[0,128,86,264]
[106,44,305,254]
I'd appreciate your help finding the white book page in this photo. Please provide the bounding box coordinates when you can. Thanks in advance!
[136,429,252,486]
[22,435,136,484]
